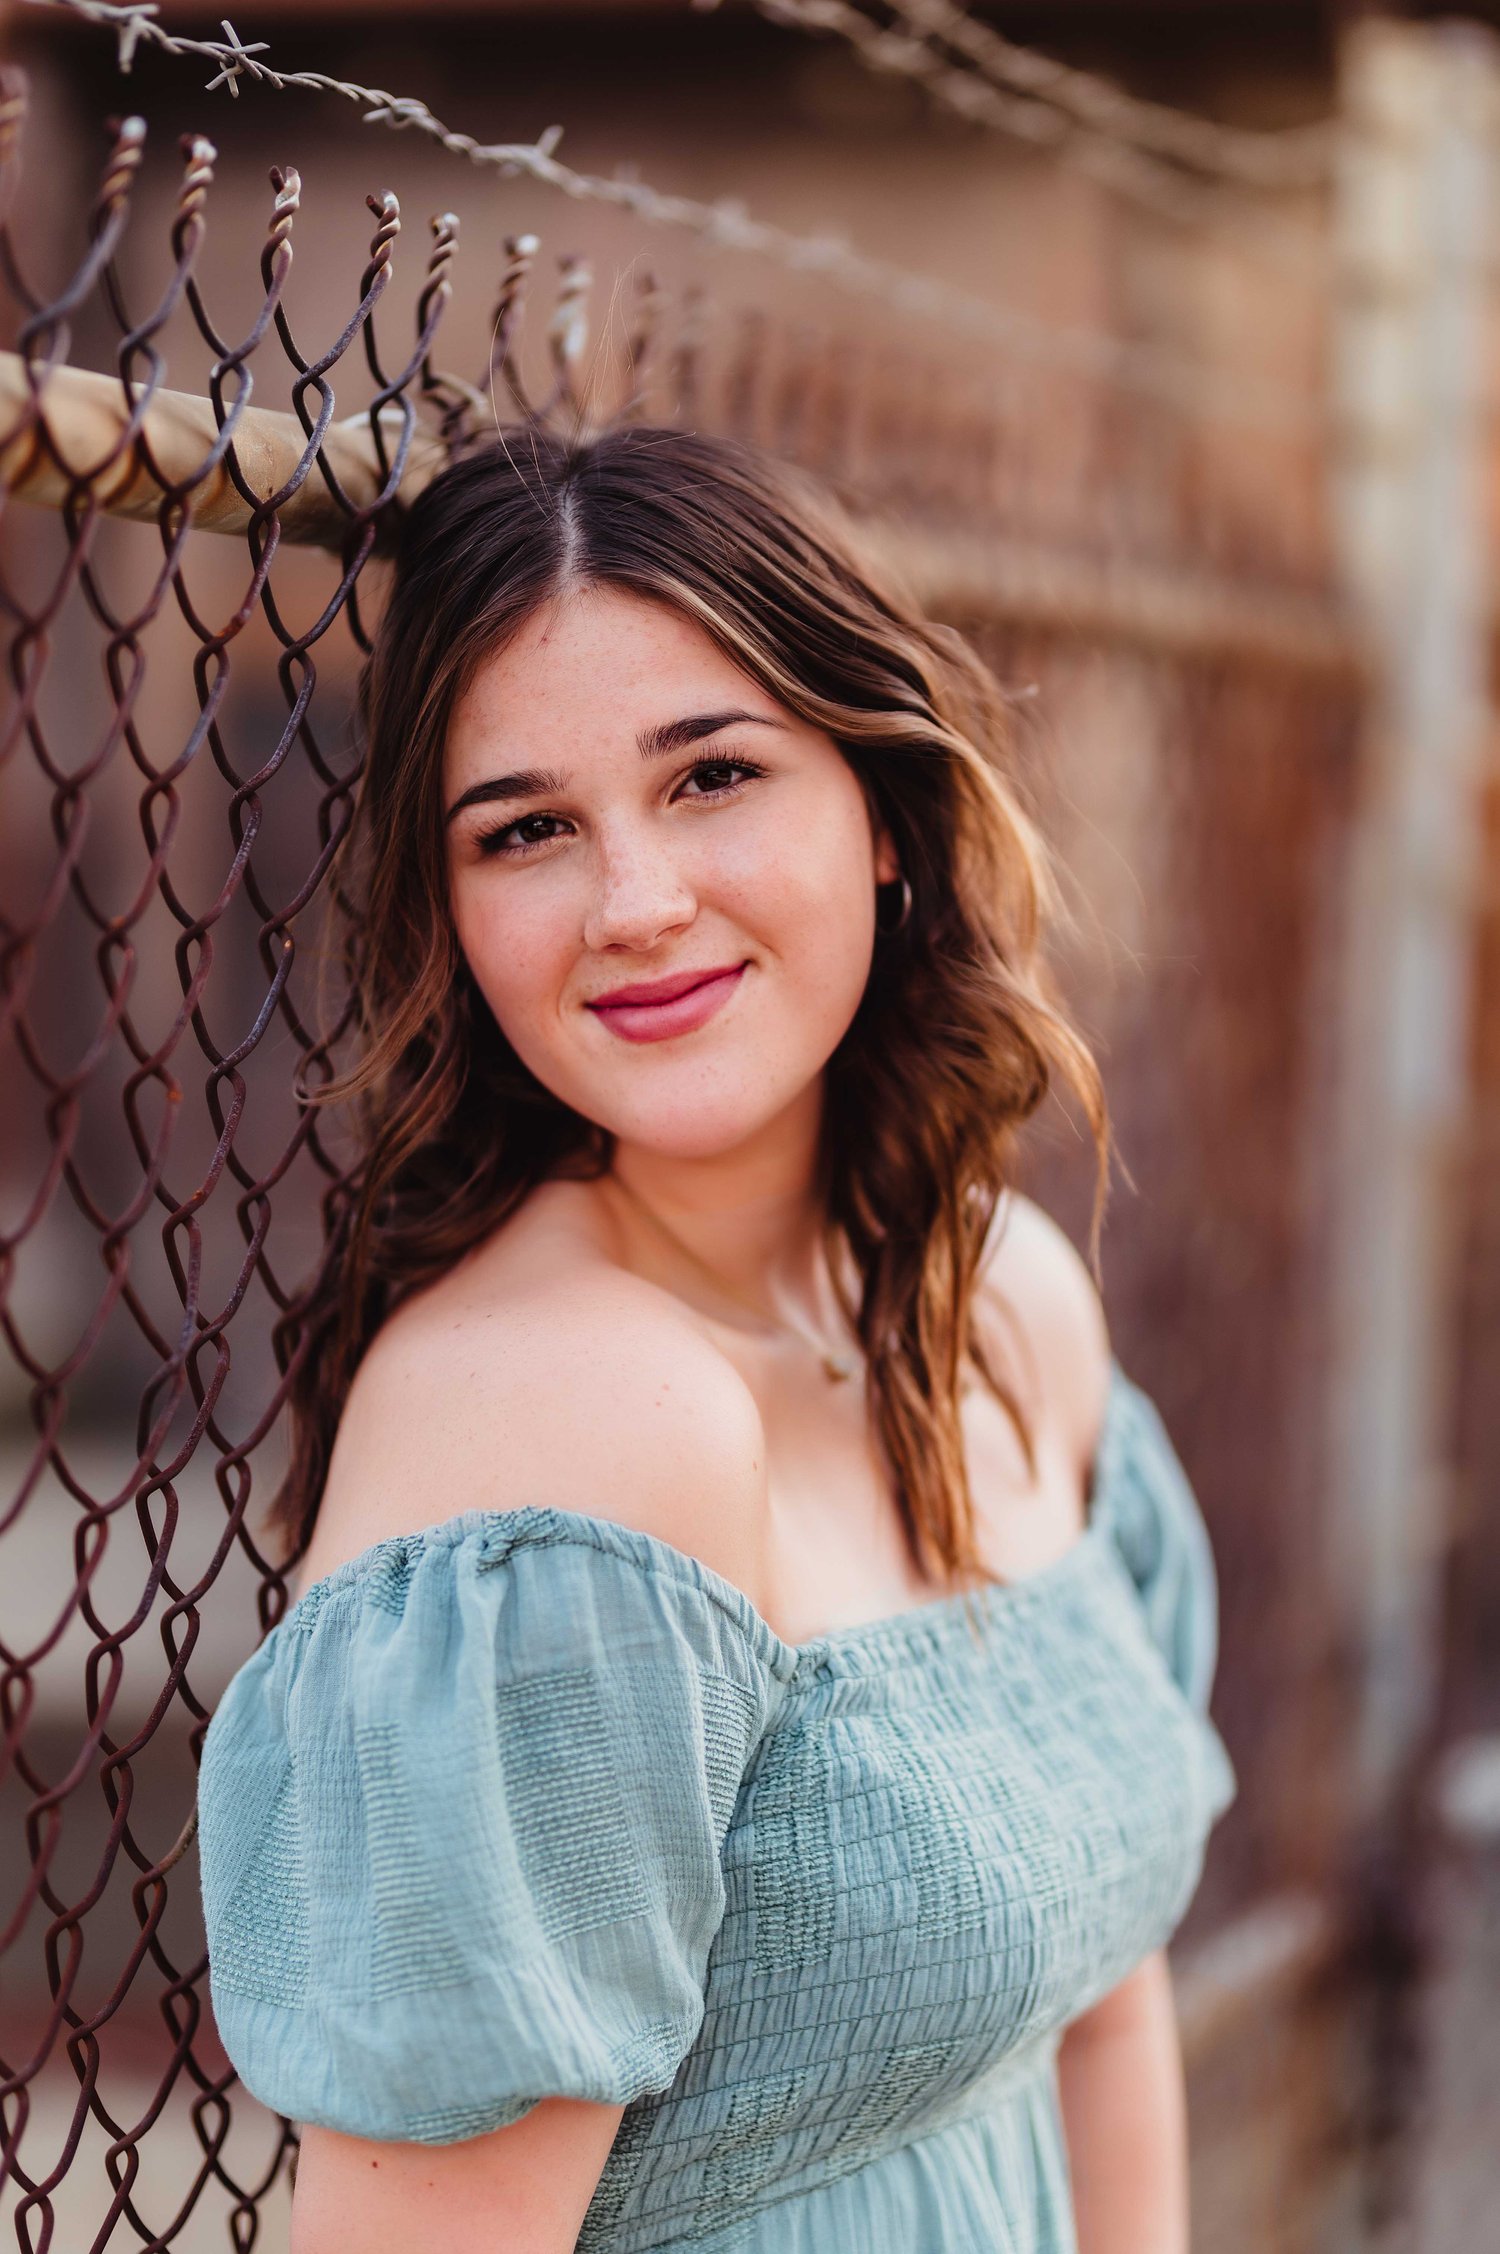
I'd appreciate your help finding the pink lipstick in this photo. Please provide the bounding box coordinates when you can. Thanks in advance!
[585,962,748,1044]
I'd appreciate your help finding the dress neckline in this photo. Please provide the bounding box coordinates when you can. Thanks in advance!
[277,1361,1133,1682]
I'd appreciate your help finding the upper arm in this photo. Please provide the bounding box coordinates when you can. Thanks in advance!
[1055,1949,1190,2254]
[225,1288,775,2249]
[291,2097,625,2254]
[299,1275,770,1602]
[1058,1945,1174,2050]
[216,1368,777,2244]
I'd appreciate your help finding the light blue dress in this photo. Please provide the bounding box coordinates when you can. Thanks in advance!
[197,1360,1236,2252]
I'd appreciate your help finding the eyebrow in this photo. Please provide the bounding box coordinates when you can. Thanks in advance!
[444,709,787,825]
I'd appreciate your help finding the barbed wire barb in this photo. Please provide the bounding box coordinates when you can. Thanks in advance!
[201,18,269,101]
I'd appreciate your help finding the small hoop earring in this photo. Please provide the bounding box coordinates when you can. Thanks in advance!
[875,873,913,935]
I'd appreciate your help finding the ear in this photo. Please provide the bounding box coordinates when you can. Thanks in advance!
[872,821,901,887]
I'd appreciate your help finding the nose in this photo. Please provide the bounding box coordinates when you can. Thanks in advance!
[582,825,699,955]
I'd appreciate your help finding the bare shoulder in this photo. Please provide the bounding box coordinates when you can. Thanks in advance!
[294,1207,769,1605]
[976,1190,1113,1478]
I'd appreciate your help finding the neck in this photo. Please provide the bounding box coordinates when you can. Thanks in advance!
[605,1078,834,1321]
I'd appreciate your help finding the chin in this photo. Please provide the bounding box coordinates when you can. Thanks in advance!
[581,1073,814,1165]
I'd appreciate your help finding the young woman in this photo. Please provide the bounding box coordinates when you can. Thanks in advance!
[195,423,1237,2254]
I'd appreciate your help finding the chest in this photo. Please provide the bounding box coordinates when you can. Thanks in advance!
[711,1561,1214,2090]
[738,1355,1091,1645]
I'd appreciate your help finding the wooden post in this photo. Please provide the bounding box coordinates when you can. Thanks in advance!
[1330,16,1499,1824]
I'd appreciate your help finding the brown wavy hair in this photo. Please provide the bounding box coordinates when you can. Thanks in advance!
[267,421,1110,1591]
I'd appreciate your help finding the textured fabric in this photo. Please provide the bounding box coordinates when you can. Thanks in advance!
[197,1359,1237,2252]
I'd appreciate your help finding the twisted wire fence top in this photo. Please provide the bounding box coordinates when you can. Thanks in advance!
[840,0,1335,188]
[0,4,1365,2245]
[17,0,1322,432]
[703,0,1333,270]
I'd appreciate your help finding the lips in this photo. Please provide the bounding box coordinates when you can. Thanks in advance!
[585,961,748,1044]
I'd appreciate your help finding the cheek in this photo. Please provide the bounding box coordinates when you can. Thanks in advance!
[450,874,569,1035]
[713,786,878,989]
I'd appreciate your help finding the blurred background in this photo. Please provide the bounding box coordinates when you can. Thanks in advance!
[0,0,1497,2247]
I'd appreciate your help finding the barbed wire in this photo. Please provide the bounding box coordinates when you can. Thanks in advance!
[14,0,1321,433]
[874,0,1332,189]
[701,0,1330,277]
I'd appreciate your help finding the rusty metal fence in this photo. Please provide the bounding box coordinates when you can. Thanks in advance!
[1,5,1491,2250]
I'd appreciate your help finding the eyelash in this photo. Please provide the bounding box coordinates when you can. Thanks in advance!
[471,757,769,861]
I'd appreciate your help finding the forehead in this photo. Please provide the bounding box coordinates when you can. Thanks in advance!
[445,586,776,762]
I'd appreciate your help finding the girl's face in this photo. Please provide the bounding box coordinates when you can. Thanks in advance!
[442,584,898,1161]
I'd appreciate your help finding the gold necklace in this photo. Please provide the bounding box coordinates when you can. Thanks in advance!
[605,1172,862,1385]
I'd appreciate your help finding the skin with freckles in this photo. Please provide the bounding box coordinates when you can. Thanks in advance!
[441,584,899,1166]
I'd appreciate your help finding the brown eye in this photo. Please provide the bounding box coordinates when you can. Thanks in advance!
[679,759,765,797]
[474,812,569,859]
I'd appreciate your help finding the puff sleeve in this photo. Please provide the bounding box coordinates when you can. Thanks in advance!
[196,1512,784,2146]
[1094,1365,1239,1822]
